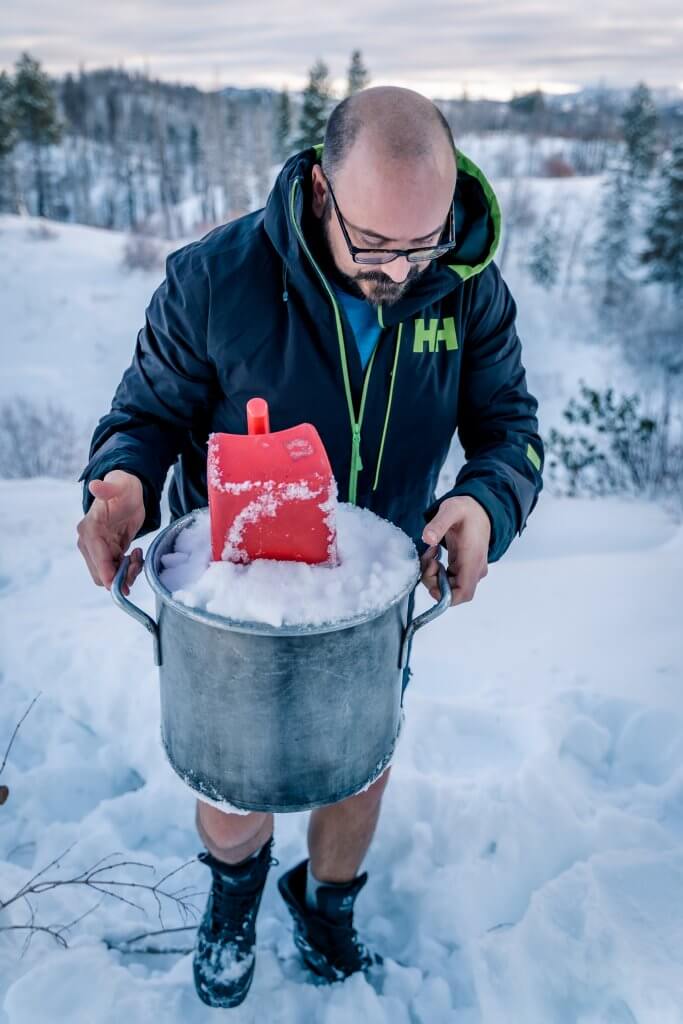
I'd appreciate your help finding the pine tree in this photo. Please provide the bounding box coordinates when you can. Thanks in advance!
[13,52,62,217]
[275,87,292,161]
[622,82,658,179]
[0,71,17,213]
[527,213,560,289]
[61,72,87,134]
[294,60,333,151]
[0,71,16,159]
[641,134,683,295]
[592,156,636,328]
[346,50,370,96]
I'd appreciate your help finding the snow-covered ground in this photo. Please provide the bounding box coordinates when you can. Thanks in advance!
[1,209,682,1022]
[0,215,170,427]
[1,481,681,1023]
[456,132,616,180]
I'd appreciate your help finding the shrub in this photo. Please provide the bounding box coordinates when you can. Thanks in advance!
[0,395,86,478]
[545,381,683,498]
[121,231,163,272]
[543,154,575,178]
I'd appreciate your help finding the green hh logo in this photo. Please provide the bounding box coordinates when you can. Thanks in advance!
[412,317,458,353]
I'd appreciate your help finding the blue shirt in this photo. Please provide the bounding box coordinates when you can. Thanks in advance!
[330,282,382,371]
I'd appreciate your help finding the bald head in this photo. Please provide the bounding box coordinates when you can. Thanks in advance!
[321,86,456,183]
[311,86,458,308]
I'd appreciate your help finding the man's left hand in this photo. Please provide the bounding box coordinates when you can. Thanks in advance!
[420,496,491,606]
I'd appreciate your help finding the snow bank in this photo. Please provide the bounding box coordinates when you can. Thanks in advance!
[158,503,419,628]
[2,480,683,1024]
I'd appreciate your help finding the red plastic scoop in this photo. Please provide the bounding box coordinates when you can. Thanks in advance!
[207,398,338,565]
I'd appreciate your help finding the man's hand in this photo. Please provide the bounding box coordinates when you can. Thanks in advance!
[76,469,146,597]
[420,495,491,606]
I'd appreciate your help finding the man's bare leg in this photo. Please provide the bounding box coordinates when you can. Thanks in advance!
[307,766,391,882]
[196,800,274,864]
[196,764,390,872]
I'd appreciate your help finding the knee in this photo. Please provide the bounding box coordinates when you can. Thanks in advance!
[196,799,272,852]
[345,765,392,809]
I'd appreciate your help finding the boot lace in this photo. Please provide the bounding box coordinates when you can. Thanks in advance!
[317,910,374,974]
[202,851,279,938]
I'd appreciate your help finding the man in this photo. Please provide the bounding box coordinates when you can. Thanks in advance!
[76,86,543,1007]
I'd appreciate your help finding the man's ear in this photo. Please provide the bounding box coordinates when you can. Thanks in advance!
[310,165,327,220]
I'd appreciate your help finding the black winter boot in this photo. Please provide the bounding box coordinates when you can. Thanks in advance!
[277,858,382,983]
[192,836,277,1008]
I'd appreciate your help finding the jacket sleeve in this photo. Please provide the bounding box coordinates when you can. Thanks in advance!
[423,261,544,562]
[77,245,216,540]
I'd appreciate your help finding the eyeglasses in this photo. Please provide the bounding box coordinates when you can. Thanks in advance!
[324,174,456,265]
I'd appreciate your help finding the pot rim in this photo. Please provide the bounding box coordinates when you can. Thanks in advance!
[144,507,422,637]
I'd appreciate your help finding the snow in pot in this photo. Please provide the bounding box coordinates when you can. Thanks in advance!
[158,504,419,628]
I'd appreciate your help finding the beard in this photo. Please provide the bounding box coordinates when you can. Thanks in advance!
[315,197,424,308]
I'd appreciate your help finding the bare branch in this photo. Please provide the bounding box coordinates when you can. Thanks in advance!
[3,842,79,909]
[3,923,69,950]
[0,692,41,776]
[108,942,194,955]
[108,924,195,944]
[0,847,202,952]
[104,924,197,956]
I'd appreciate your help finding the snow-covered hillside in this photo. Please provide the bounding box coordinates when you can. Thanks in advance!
[1,207,682,1022]
[1,481,681,1023]
[0,194,627,462]
[0,215,172,426]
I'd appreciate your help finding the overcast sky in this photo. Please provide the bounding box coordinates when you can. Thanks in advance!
[3,0,682,99]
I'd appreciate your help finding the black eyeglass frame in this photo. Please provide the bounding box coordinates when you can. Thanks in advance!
[324,174,457,265]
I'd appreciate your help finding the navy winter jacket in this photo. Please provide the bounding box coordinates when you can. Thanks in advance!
[78,143,544,560]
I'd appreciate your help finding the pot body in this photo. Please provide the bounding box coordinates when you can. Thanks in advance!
[112,509,450,813]
[154,586,411,811]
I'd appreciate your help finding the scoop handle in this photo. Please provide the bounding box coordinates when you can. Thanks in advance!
[247,397,270,435]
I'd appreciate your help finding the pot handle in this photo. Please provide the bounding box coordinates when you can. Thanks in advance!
[399,561,451,669]
[111,554,162,667]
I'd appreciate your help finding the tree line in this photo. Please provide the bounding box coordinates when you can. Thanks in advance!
[0,50,369,235]
[2,50,681,237]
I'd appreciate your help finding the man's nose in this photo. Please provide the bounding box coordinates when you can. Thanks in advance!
[382,256,412,283]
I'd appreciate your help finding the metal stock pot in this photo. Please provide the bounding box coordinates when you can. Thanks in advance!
[112,507,451,813]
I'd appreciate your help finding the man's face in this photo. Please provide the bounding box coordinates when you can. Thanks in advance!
[311,139,456,308]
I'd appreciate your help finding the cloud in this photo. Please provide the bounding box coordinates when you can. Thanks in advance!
[1,0,682,97]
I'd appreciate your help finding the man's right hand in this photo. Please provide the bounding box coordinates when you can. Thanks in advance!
[76,469,146,597]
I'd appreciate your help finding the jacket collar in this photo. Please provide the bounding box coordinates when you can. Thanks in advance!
[263,143,501,328]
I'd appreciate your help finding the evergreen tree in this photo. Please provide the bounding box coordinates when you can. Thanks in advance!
[0,71,16,159]
[294,59,333,151]
[188,121,203,195]
[641,134,683,295]
[0,71,17,213]
[527,213,560,289]
[346,50,370,96]
[275,87,292,161]
[622,82,658,179]
[13,52,62,217]
[61,72,87,134]
[592,157,636,327]
[509,89,545,116]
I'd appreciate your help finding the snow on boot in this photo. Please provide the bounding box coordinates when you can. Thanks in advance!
[192,836,276,1008]
[277,858,382,983]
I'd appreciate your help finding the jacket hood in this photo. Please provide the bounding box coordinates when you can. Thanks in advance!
[263,141,502,327]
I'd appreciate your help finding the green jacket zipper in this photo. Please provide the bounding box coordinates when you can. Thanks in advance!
[372,320,402,491]
[288,176,400,504]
